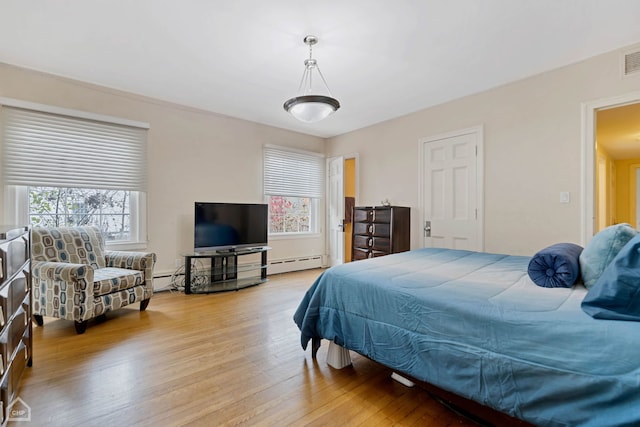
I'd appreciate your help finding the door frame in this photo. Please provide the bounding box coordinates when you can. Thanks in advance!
[632,163,640,229]
[418,125,484,251]
[581,90,640,245]
[325,153,359,266]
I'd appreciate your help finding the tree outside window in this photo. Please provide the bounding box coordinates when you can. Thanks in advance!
[268,195,313,234]
[29,186,131,241]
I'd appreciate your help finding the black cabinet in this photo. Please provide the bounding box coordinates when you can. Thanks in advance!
[352,206,410,260]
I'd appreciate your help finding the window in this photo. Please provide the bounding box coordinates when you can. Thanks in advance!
[1,99,149,248]
[263,145,324,235]
[28,187,132,240]
[268,195,314,233]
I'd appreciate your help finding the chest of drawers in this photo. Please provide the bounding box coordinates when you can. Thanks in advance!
[0,226,32,425]
[352,206,410,260]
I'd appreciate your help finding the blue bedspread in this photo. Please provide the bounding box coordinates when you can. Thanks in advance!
[293,248,640,427]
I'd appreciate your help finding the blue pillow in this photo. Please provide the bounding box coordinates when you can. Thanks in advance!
[581,233,640,321]
[528,243,583,288]
[579,223,638,290]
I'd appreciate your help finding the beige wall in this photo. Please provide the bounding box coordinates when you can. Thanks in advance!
[0,63,326,276]
[326,43,640,255]
[2,41,640,267]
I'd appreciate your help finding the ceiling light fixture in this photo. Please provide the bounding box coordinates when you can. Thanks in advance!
[283,35,340,123]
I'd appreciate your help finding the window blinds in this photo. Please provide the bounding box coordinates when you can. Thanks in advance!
[1,106,148,191]
[263,145,324,198]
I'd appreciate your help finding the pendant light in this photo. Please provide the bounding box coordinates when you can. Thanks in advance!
[283,35,340,123]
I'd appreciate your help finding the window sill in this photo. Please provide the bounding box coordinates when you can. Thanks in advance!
[106,241,148,251]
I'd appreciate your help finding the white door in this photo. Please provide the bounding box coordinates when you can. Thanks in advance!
[421,127,483,250]
[328,156,344,266]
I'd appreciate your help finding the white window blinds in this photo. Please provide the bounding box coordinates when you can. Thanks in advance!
[1,106,148,191]
[263,145,324,198]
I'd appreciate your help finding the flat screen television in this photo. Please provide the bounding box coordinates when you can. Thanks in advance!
[194,202,268,252]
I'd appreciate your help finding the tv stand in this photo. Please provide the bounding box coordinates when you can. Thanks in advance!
[182,247,270,294]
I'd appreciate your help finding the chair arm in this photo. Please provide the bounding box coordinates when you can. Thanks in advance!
[31,261,95,292]
[104,251,156,271]
[105,251,156,296]
[31,261,96,321]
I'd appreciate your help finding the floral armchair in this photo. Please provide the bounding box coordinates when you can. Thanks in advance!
[31,226,156,334]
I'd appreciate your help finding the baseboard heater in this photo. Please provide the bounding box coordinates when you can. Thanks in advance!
[153,254,323,290]
[268,255,323,275]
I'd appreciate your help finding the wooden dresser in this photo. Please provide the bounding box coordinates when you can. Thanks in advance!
[352,206,410,260]
[0,226,32,425]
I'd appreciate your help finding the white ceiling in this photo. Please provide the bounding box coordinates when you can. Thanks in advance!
[1,1,640,138]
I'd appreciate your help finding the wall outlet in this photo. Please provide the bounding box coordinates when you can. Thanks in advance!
[560,191,570,204]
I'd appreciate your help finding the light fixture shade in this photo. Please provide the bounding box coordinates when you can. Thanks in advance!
[283,95,340,123]
[284,35,340,123]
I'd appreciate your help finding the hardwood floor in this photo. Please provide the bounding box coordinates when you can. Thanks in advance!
[14,269,478,427]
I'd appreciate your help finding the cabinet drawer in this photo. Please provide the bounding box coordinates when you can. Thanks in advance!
[353,235,391,252]
[0,339,27,422]
[1,328,29,379]
[0,367,7,425]
[12,277,28,317]
[0,274,28,329]
[371,209,391,223]
[353,209,371,223]
[0,307,27,374]
[371,237,390,252]
[353,222,390,237]
[353,208,391,224]
[0,238,27,285]
[352,248,369,260]
[352,248,389,260]
[372,224,390,237]
[353,235,369,249]
[353,222,369,235]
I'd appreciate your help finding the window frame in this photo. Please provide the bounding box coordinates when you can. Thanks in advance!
[6,185,147,250]
[263,144,324,238]
[265,195,321,238]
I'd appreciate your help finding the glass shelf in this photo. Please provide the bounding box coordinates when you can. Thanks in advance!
[183,247,269,294]
[188,276,268,293]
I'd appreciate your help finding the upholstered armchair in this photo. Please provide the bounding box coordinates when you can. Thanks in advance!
[31,226,156,334]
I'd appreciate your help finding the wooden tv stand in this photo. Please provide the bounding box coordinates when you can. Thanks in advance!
[182,247,269,294]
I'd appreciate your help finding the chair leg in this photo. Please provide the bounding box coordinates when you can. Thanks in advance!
[140,298,150,311]
[74,320,88,334]
[33,314,44,327]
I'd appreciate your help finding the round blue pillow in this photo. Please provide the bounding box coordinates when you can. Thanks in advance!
[528,243,583,288]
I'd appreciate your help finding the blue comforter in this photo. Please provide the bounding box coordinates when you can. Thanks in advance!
[293,248,640,427]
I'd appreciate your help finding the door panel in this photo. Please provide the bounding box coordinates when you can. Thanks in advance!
[328,156,344,267]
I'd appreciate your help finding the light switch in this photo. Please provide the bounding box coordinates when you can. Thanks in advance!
[560,192,570,204]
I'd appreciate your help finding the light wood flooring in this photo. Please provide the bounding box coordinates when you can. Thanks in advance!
[13,269,478,427]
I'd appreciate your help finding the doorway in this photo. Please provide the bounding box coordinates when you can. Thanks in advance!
[582,91,640,242]
[326,154,358,266]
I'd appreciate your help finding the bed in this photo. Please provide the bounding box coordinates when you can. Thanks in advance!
[293,246,640,427]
